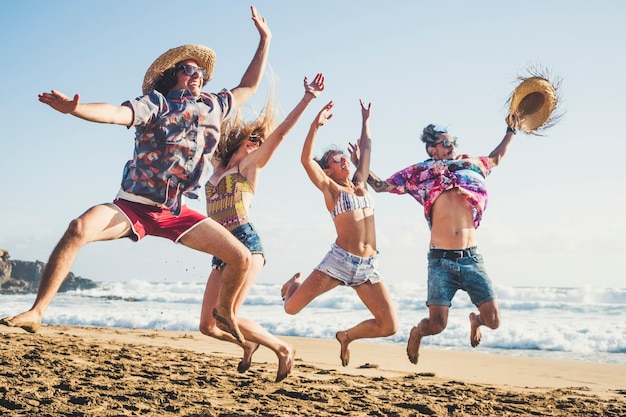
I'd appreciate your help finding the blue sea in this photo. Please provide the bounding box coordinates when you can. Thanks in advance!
[2,281,625,365]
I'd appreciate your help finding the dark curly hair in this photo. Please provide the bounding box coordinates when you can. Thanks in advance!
[153,67,180,95]
[421,124,447,143]
[421,124,448,153]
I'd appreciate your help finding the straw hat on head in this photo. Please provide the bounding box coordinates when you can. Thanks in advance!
[142,44,216,94]
[506,68,563,135]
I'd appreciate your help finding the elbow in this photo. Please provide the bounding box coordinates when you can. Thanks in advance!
[489,156,501,168]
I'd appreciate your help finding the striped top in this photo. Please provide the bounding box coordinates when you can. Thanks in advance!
[330,190,375,219]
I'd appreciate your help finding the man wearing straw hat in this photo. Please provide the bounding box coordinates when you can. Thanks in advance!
[365,120,520,364]
[1,6,271,345]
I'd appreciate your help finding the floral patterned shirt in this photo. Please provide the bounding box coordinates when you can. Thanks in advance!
[386,155,491,228]
[120,88,233,215]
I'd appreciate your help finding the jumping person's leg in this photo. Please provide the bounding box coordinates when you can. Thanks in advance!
[200,253,295,382]
[282,269,341,315]
[1,204,132,332]
[180,218,250,344]
[336,281,397,366]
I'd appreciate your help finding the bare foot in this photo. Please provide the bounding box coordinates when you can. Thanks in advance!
[212,308,245,344]
[238,342,260,373]
[0,311,42,334]
[275,344,296,382]
[335,330,350,367]
[406,325,424,364]
[469,312,482,347]
[281,272,301,301]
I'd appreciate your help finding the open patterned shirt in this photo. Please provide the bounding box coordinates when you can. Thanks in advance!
[386,155,491,229]
[120,88,233,215]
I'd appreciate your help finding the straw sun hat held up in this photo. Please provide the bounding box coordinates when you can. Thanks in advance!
[142,44,216,94]
[506,68,563,135]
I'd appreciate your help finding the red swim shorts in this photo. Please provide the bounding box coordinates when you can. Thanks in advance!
[113,198,207,242]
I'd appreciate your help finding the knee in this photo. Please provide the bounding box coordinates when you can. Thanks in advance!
[63,217,89,244]
[241,249,251,267]
[478,303,500,329]
[484,314,500,330]
[283,295,306,315]
[198,321,219,337]
[428,316,447,335]
[229,247,251,272]
[381,318,398,337]
[283,301,301,316]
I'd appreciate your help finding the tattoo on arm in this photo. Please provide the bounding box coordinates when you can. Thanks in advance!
[367,172,391,192]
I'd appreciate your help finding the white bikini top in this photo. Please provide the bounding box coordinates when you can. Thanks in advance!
[330,189,375,219]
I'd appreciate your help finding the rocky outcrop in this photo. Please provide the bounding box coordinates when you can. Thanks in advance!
[0,249,98,294]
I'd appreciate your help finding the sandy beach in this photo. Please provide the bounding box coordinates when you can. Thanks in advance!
[1,325,625,416]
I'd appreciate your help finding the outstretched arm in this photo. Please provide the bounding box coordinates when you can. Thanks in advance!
[488,117,520,168]
[230,6,272,107]
[352,99,372,185]
[301,101,334,190]
[38,89,133,126]
[366,170,395,193]
[252,73,325,169]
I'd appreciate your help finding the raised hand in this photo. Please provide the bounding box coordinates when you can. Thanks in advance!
[360,98,371,121]
[506,112,520,131]
[38,90,80,114]
[348,141,360,166]
[250,6,271,41]
[315,101,334,127]
[304,73,325,99]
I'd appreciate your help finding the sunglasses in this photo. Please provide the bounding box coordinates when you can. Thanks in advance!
[434,138,458,148]
[329,153,348,163]
[177,65,206,78]
[248,135,263,145]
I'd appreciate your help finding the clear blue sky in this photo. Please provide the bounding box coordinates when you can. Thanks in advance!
[1,1,624,288]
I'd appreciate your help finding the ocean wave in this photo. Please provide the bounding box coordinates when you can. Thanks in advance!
[2,281,625,364]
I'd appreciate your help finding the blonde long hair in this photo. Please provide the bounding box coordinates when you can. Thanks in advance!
[215,76,278,167]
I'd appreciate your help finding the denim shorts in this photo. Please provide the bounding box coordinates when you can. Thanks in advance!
[315,243,382,287]
[426,247,496,307]
[212,223,265,269]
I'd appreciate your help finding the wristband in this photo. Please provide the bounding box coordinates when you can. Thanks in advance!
[506,126,517,134]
